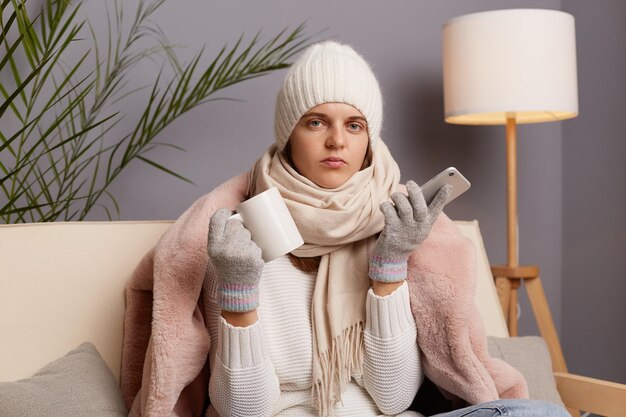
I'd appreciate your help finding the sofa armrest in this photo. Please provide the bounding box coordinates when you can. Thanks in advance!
[554,371,626,417]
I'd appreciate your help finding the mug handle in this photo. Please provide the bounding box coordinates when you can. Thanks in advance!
[228,212,243,222]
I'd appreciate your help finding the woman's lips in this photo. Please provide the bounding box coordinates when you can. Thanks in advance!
[321,160,346,168]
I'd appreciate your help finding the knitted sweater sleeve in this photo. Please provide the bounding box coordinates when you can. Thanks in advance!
[360,280,423,415]
[208,314,281,417]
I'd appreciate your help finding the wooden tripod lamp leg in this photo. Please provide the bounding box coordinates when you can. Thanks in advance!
[525,277,579,416]
[508,280,519,336]
[492,269,578,417]
[494,266,569,372]
[495,276,512,324]
[495,275,520,336]
[525,275,569,373]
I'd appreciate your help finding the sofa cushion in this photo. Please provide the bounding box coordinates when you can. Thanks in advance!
[487,335,565,407]
[0,342,127,417]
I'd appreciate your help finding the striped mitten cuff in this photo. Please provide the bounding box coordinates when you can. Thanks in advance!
[368,254,408,283]
[218,283,259,313]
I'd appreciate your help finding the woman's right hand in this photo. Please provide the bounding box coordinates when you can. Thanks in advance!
[207,207,265,313]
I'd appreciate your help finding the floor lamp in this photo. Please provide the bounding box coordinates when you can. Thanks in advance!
[441,8,578,376]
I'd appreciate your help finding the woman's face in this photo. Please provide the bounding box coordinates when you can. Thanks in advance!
[288,102,370,189]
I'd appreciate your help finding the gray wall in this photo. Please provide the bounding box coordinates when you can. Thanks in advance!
[78,0,625,384]
[561,0,626,384]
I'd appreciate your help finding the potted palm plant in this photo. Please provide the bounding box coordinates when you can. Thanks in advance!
[1,0,321,223]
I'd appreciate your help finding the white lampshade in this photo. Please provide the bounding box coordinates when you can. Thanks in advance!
[442,9,578,125]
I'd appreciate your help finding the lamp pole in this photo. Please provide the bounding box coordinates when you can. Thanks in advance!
[491,115,569,375]
[504,115,521,336]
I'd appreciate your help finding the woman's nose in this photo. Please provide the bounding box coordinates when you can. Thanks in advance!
[325,125,345,148]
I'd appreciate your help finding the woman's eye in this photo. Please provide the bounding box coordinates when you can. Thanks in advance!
[349,123,362,131]
[309,120,322,127]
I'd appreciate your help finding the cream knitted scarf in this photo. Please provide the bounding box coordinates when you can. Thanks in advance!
[246,138,401,416]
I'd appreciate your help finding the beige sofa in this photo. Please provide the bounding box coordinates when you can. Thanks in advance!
[1,220,624,416]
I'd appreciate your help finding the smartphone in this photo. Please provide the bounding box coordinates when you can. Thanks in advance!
[419,167,471,206]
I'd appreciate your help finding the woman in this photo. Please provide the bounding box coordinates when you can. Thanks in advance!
[205,41,569,417]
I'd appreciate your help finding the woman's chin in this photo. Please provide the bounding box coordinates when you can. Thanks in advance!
[313,175,350,190]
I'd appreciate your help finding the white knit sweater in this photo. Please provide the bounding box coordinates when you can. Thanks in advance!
[206,255,424,417]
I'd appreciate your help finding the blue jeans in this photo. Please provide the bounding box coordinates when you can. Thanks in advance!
[428,399,571,417]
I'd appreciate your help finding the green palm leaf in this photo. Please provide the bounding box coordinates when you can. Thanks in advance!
[1,0,323,223]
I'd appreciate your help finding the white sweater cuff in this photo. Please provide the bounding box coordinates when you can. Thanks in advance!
[366,281,415,339]
[218,314,271,369]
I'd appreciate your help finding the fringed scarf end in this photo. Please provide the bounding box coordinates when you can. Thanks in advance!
[311,321,365,417]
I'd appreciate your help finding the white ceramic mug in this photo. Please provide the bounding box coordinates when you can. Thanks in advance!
[228,186,304,262]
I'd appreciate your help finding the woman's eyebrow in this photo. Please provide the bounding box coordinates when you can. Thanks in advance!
[302,112,367,122]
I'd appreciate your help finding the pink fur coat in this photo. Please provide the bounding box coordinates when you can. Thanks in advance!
[120,172,528,416]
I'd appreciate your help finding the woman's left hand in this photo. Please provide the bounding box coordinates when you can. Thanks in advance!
[369,180,452,283]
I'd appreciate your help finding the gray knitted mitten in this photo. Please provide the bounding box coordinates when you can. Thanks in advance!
[207,207,265,312]
[369,180,452,283]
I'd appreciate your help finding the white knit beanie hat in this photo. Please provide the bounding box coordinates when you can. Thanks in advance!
[274,40,383,152]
